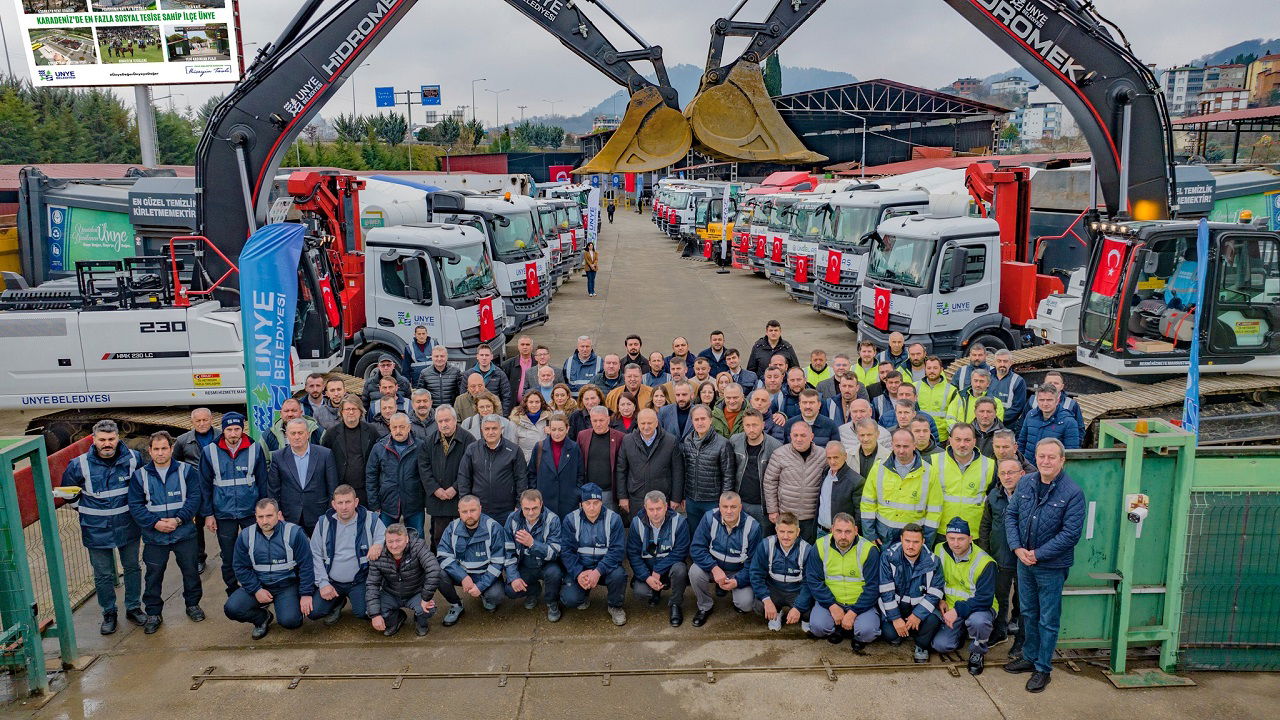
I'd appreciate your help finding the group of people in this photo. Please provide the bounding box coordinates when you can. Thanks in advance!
[63,321,1085,693]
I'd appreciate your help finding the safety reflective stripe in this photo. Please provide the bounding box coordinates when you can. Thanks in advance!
[765,536,806,583]
[642,514,681,560]
[78,453,134,500]
[819,537,873,603]
[207,443,258,488]
[574,512,612,557]
[142,465,188,513]
[248,524,297,573]
[708,516,752,565]
[875,464,930,512]
[940,545,997,610]
[942,455,989,504]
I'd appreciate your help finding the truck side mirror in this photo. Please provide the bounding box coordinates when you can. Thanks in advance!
[944,247,968,292]
[427,191,465,214]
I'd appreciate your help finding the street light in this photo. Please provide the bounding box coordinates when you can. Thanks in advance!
[485,88,509,129]
[841,110,869,180]
[517,105,528,122]
[542,98,562,118]
[471,78,487,123]
[350,62,372,117]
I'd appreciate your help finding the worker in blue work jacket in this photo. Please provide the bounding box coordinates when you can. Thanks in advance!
[988,350,1028,433]
[932,517,998,676]
[689,490,762,626]
[502,489,565,622]
[61,419,146,636]
[198,412,269,597]
[879,522,945,664]
[436,494,508,626]
[626,489,691,627]
[128,431,204,635]
[950,343,995,391]
[808,512,882,652]
[308,484,386,625]
[224,497,315,639]
[749,511,823,633]
[559,482,628,626]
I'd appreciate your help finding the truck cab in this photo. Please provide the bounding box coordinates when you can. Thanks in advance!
[357,222,507,377]
[430,192,551,337]
[730,201,757,267]
[1076,221,1280,376]
[811,189,930,329]
[859,214,1007,360]
[783,198,829,302]
[663,187,713,239]
[745,195,776,276]
[763,195,803,285]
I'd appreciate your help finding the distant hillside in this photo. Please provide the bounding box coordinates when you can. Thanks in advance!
[533,62,857,134]
[1193,38,1278,67]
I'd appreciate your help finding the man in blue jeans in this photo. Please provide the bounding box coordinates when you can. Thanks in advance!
[60,420,147,635]
[1002,437,1085,693]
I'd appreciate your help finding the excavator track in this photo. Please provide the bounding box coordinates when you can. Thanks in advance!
[27,374,365,452]
[944,344,1280,445]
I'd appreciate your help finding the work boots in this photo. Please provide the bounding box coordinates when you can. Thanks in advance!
[383,609,407,637]
[125,607,148,626]
[251,611,273,640]
[415,614,431,637]
[143,615,163,634]
[968,651,985,676]
[100,611,117,635]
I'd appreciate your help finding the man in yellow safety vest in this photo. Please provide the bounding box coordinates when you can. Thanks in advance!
[933,517,997,676]
[859,428,943,547]
[808,512,882,652]
[935,423,993,540]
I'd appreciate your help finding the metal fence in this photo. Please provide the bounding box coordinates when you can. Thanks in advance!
[23,504,96,626]
[1180,491,1280,671]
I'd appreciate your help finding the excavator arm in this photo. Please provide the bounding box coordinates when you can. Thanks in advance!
[196,0,690,286]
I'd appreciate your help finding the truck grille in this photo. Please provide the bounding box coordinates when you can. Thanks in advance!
[815,271,861,301]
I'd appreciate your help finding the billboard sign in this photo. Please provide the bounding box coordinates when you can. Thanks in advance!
[420,84,440,106]
[45,204,136,273]
[14,0,242,87]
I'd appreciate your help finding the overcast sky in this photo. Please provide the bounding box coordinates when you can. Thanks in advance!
[1,0,1276,121]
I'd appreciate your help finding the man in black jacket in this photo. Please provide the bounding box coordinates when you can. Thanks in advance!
[365,414,426,538]
[461,346,513,415]
[457,415,528,519]
[815,443,863,535]
[745,320,799,377]
[418,406,476,551]
[502,335,536,408]
[362,356,412,405]
[320,395,382,506]
[980,457,1025,655]
[267,419,339,535]
[681,405,736,532]
[615,409,684,523]
[416,345,462,408]
[365,524,441,637]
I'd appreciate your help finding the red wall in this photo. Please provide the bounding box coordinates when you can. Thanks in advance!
[441,154,509,174]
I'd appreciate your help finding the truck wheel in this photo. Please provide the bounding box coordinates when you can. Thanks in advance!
[970,333,1008,352]
[844,320,859,333]
[353,348,399,382]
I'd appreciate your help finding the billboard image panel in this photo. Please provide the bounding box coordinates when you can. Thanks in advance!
[11,0,240,86]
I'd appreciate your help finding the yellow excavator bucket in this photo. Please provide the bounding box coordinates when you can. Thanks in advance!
[576,86,692,174]
[685,61,826,164]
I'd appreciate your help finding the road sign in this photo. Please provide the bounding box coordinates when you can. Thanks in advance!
[375,87,396,108]
[421,85,441,106]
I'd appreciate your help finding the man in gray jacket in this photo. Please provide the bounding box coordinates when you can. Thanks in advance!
[730,408,782,535]
[364,523,440,637]
[681,405,736,532]
[174,407,219,573]
[616,409,684,522]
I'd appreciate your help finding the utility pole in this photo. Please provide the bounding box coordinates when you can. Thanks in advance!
[135,86,158,167]
[393,88,420,172]
[485,88,509,129]
[543,98,562,118]
[517,105,528,123]
[471,78,487,123]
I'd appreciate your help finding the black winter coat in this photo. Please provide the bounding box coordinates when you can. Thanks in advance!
[416,363,463,408]
[320,421,382,505]
[615,429,685,504]
[417,427,476,517]
[457,438,528,518]
[364,535,441,611]
[680,429,736,503]
[365,435,424,518]
[745,336,799,376]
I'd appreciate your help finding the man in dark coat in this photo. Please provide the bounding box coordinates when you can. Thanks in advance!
[615,409,684,522]
[418,406,476,551]
[266,418,340,535]
[815,442,863,535]
[680,405,736,532]
[365,523,441,636]
[320,395,382,505]
[745,320,799,376]
[416,345,462,408]
[457,414,529,519]
[577,405,625,512]
[365,414,426,538]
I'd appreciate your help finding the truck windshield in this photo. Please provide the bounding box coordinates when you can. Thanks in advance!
[695,200,710,224]
[434,244,496,300]
[833,207,883,246]
[491,211,540,258]
[669,192,691,210]
[866,234,933,288]
[768,203,793,231]
[793,207,829,239]
[538,208,558,236]
[735,207,753,225]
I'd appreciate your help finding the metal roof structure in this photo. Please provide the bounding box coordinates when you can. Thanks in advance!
[1170,104,1280,163]
[773,78,1010,134]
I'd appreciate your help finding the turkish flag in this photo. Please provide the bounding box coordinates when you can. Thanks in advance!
[703,238,713,258]
[824,249,842,284]
[319,273,340,328]
[548,165,574,182]
[525,262,540,298]
[570,230,578,251]
[794,255,810,282]
[754,236,766,258]
[478,296,496,342]
[1090,237,1128,297]
[771,237,784,262]
[873,286,891,331]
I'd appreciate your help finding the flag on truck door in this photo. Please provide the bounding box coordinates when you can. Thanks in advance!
[478,296,497,342]
[771,237,784,262]
[240,223,305,443]
[794,255,809,283]
[1090,237,1128,297]
[873,286,891,331]
[825,249,842,284]
[525,262,540,298]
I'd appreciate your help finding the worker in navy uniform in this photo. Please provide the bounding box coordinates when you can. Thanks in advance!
[128,431,204,634]
[502,489,565,622]
[267,418,339,535]
[626,489,691,626]
[224,498,315,639]
[559,482,628,626]
[402,325,436,384]
[688,491,762,625]
[199,411,269,597]
[436,494,508,626]
[308,484,386,624]
[749,511,823,633]
[61,419,147,635]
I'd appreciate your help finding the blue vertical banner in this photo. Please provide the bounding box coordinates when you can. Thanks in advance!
[587,187,601,245]
[46,204,68,272]
[1182,218,1210,438]
[240,223,305,443]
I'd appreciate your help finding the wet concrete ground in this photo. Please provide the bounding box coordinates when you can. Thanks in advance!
[6,206,1280,718]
